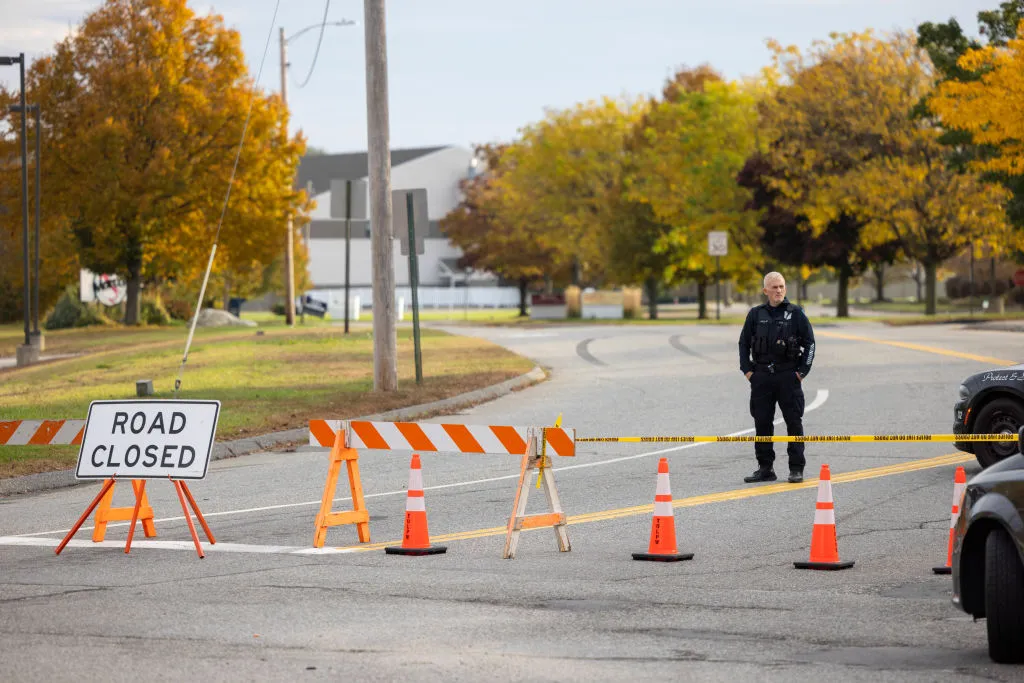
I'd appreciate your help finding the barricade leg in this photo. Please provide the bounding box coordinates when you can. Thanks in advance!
[92,479,156,542]
[313,429,371,548]
[503,434,570,559]
[56,478,116,555]
[124,480,148,554]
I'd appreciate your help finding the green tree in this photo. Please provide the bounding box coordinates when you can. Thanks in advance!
[918,2,1024,233]
[493,98,640,287]
[623,70,763,318]
[441,145,556,315]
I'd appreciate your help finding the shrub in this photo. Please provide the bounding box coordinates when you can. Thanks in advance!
[44,286,113,329]
[271,303,286,316]
[140,297,171,325]
[565,286,581,318]
[944,276,963,300]
[622,287,641,319]
[164,297,194,321]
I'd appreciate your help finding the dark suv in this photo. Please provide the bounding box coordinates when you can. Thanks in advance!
[954,365,1024,467]
[951,435,1024,663]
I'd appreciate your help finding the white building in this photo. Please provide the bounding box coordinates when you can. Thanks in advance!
[294,146,517,313]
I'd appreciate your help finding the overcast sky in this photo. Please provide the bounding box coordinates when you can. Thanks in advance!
[0,0,993,153]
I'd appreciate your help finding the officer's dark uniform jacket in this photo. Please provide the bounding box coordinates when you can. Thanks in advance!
[738,298,815,471]
[739,299,815,378]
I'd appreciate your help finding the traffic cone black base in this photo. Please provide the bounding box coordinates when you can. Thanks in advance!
[794,559,855,570]
[385,544,447,556]
[931,565,951,575]
[632,551,693,562]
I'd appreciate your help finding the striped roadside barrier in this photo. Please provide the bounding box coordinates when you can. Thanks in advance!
[309,419,576,557]
[309,419,576,456]
[0,420,86,445]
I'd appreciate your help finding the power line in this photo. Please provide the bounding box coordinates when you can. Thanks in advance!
[173,0,284,397]
[295,0,331,89]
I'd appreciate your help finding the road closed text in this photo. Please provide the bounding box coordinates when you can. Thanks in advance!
[75,401,220,480]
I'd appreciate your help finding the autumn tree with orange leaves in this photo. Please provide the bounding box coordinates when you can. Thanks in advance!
[2,0,308,324]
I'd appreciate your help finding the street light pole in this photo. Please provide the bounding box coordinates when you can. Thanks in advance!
[2,54,32,360]
[9,101,41,348]
[279,27,296,326]
[279,19,356,328]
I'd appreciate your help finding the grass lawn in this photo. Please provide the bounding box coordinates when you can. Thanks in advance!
[0,326,535,479]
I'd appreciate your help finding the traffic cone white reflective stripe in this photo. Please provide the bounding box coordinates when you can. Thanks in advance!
[632,458,693,562]
[795,464,854,570]
[406,464,426,512]
[933,466,967,574]
[385,454,447,556]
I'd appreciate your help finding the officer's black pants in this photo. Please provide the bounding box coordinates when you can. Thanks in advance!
[749,369,805,469]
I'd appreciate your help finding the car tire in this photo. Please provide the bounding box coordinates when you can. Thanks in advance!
[972,398,1024,468]
[984,528,1024,663]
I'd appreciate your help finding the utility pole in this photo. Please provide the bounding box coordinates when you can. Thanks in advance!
[1,53,36,366]
[364,0,397,391]
[279,27,296,326]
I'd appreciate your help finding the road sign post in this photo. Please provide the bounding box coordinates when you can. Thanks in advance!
[331,179,368,334]
[405,193,423,385]
[708,231,728,321]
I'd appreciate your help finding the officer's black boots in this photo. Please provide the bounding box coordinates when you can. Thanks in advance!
[744,467,777,483]
[788,468,804,484]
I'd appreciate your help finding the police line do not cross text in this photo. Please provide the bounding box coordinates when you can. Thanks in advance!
[75,400,221,480]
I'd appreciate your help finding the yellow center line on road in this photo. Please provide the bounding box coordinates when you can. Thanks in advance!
[328,452,973,553]
[817,331,1016,366]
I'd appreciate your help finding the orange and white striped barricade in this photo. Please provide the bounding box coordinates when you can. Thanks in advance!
[0,419,86,446]
[933,466,967,575]
[307,420,577,557]
[54,400,220,559]
[0,419,157,542]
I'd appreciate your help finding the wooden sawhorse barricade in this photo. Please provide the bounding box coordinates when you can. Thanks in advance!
[308,420,577,558]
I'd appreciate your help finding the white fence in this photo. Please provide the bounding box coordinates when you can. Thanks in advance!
[307,286,521,318]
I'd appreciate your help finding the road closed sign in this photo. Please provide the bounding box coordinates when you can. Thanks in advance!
[75,400,220,480]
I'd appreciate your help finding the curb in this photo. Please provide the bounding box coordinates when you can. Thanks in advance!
[0,365,548,497]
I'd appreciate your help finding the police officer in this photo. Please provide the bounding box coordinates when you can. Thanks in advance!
[738,272,815,484]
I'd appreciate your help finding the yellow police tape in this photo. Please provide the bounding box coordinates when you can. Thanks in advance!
[576,434,1018,444]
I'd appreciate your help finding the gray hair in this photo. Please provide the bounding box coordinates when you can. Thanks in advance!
[763,271,785,288]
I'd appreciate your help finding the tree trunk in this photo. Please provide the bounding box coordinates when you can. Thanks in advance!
[697,281,708,320]
[915,264,923,302]
[645,276,658,320]
[801,279,809,302]
[925,260,937,315]
[124,260,142,325]
[836,267,850,318]
[874,264,885,302]
[571,257,581,287]
[518,277,528,317]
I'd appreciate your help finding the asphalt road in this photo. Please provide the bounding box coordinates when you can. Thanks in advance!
[1,320,1022,682]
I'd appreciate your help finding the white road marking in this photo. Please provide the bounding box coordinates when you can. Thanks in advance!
[7,390,829,548]
[0,536,301,553]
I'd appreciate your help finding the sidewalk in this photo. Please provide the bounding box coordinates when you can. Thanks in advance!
[0,353,79,369]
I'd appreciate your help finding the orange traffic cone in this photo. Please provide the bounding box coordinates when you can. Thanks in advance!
[932,466,967,575]
[794,464,854,570]
[385,454,447,556]
[632,458,693,562]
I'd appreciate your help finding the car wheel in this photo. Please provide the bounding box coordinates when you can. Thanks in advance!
[984,528,1024,663]
[972,398,1024,468]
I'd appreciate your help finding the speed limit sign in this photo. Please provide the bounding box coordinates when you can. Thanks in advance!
[708,231,728,257]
